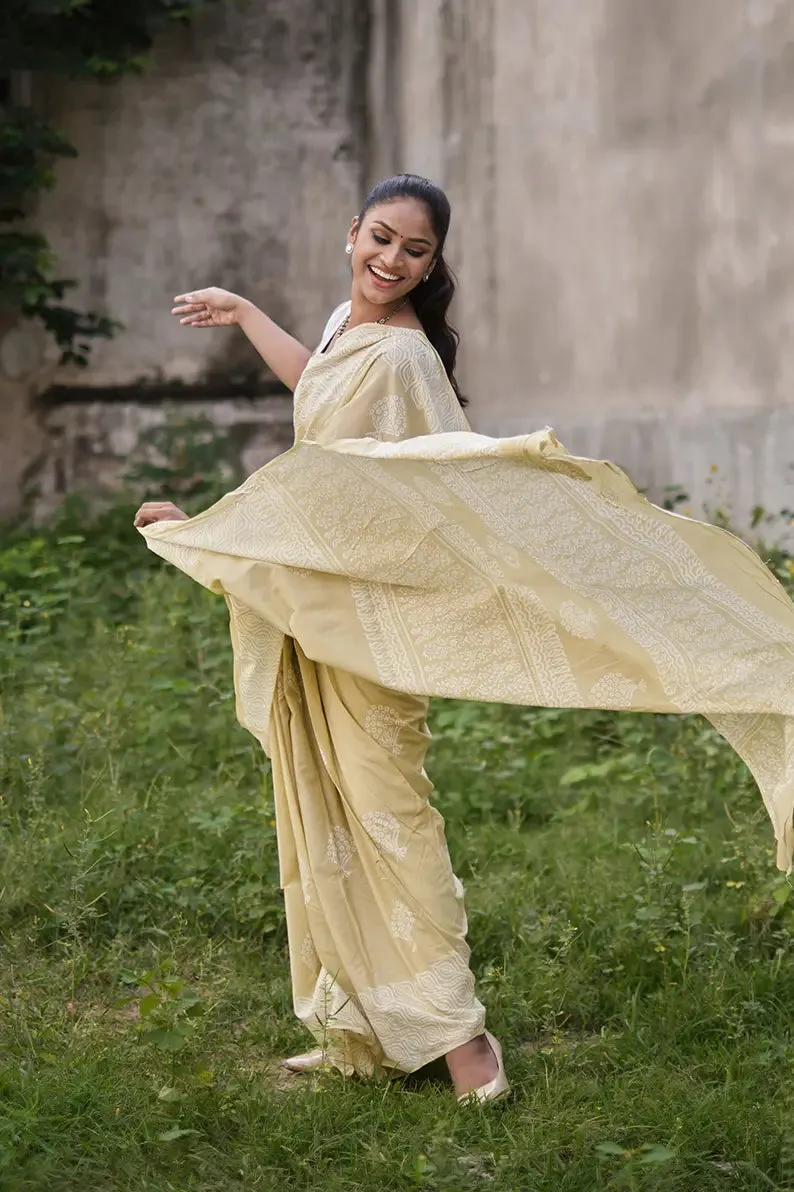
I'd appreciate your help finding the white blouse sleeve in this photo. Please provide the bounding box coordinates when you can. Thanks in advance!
[314,300,352,355]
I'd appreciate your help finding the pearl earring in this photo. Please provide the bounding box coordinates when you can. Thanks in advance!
[345,244,353,255]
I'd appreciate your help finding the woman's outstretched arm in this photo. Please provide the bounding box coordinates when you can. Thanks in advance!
[172,287,312,392]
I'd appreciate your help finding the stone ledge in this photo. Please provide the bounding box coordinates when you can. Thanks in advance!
[29,396,295,523]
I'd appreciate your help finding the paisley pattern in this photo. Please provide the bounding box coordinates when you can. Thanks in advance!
[362,810,408,860]
[390,900,416,944]
[559,599,598,640]
[139,301,794,1080]
[326,825,357,878]
[364,704,405,754]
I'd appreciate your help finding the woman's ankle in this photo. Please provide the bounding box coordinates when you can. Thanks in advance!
[444,1032,499,1094]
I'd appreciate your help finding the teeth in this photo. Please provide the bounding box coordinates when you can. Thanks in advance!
[370,265,400,281]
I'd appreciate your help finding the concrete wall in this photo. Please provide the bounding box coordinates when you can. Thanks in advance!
[371,0,794,541]
[34,0,369,385]
[5,0,794,543]
[33,397,293,521]
[0,0,369,519]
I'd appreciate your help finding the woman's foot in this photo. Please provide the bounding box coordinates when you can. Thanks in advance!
[444,1032,500,1098]
[279,1047,327,1073]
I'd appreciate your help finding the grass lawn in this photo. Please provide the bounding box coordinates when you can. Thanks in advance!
[2,502,794,1191]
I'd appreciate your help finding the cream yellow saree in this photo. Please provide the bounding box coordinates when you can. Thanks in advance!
[140,299,794,1076]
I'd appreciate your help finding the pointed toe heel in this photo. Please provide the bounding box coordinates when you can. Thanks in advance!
[279,1047,327,1073]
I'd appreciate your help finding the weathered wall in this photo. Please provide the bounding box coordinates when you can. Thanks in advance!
[33,397,294,521]
[371,0,794,540]
[36,0,369,384]
[6,0,794,542]
[1,0,369,519]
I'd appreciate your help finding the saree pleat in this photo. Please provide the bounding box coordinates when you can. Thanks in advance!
[270,636,484,1077]
[140,299,794,1073]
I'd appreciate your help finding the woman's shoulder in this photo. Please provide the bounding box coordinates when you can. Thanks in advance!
[373,325,445,377]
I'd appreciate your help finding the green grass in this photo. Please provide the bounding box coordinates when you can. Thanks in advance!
[3,504,794,1191]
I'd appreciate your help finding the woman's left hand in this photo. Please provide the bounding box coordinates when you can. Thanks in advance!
[133,501,189,528]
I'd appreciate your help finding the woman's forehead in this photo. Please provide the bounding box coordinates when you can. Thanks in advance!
[364,199,436,242]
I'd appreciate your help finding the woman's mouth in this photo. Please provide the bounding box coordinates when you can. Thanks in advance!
[367,264,403,289]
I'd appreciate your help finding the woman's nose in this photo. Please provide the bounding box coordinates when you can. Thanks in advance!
[381,249,404,271]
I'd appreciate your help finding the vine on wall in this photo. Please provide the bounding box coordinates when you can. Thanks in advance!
[0,0,219,366]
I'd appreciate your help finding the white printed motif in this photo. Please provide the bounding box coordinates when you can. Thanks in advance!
[300,934,319,970]
[362,810,408,861]
[371,394,408,439]
[326,825,357,878]
[357,952,486,1070]
[485,534,521,569]
[364,704,405,754]
[389,900,416,944]
[590,672,648,708]
[559,599,598,639]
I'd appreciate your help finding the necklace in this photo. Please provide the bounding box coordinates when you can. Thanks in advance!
[327,296,410,351]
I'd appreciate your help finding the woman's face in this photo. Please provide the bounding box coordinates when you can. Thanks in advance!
[348,198,438,306]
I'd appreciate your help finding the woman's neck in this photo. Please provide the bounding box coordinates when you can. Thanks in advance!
[347,283,421,331]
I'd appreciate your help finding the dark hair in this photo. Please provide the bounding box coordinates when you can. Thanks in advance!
[357,173,468,408]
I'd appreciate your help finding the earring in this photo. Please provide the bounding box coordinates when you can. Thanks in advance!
[423,270,431,282]
[345,244,353,255]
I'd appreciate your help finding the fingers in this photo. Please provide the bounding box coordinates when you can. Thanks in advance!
[173,310,216,327]
[172,300,217,327]
[133,502,183,528]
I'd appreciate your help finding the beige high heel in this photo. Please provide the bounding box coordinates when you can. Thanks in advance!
[279,1047,327,1073]
[456,1030,511,1105]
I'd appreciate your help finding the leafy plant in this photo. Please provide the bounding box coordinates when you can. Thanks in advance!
[0,0,220,364]
[115,962,210,1055]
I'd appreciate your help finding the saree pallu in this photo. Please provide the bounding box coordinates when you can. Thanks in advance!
[141,300,794,1074]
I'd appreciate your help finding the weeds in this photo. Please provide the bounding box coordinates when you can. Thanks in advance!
[2,478,794,1188]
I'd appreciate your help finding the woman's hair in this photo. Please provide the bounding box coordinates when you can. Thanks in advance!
[357,173,468,408]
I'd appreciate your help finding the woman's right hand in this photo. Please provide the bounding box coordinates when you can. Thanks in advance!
[172,287,251,328]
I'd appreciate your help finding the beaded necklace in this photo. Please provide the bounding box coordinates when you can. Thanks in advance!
[325,296,410,353]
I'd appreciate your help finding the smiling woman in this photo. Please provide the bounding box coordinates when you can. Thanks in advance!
[135,172,794,1109]
[329,176,466,406]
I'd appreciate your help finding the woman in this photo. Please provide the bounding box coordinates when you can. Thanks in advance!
[135,173,794,1104]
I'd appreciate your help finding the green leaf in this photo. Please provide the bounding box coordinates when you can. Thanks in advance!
[142,1028,188,1051]
[559,759,619,787]
[138,993,160,1018]
[172,1020,196,1037]
[638,1144,676,1164]
[157,1086,183,1103]
[157,1127,201,1142]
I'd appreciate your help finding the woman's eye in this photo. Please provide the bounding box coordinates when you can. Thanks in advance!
[371,231,424,259]
[372,232,424,259]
